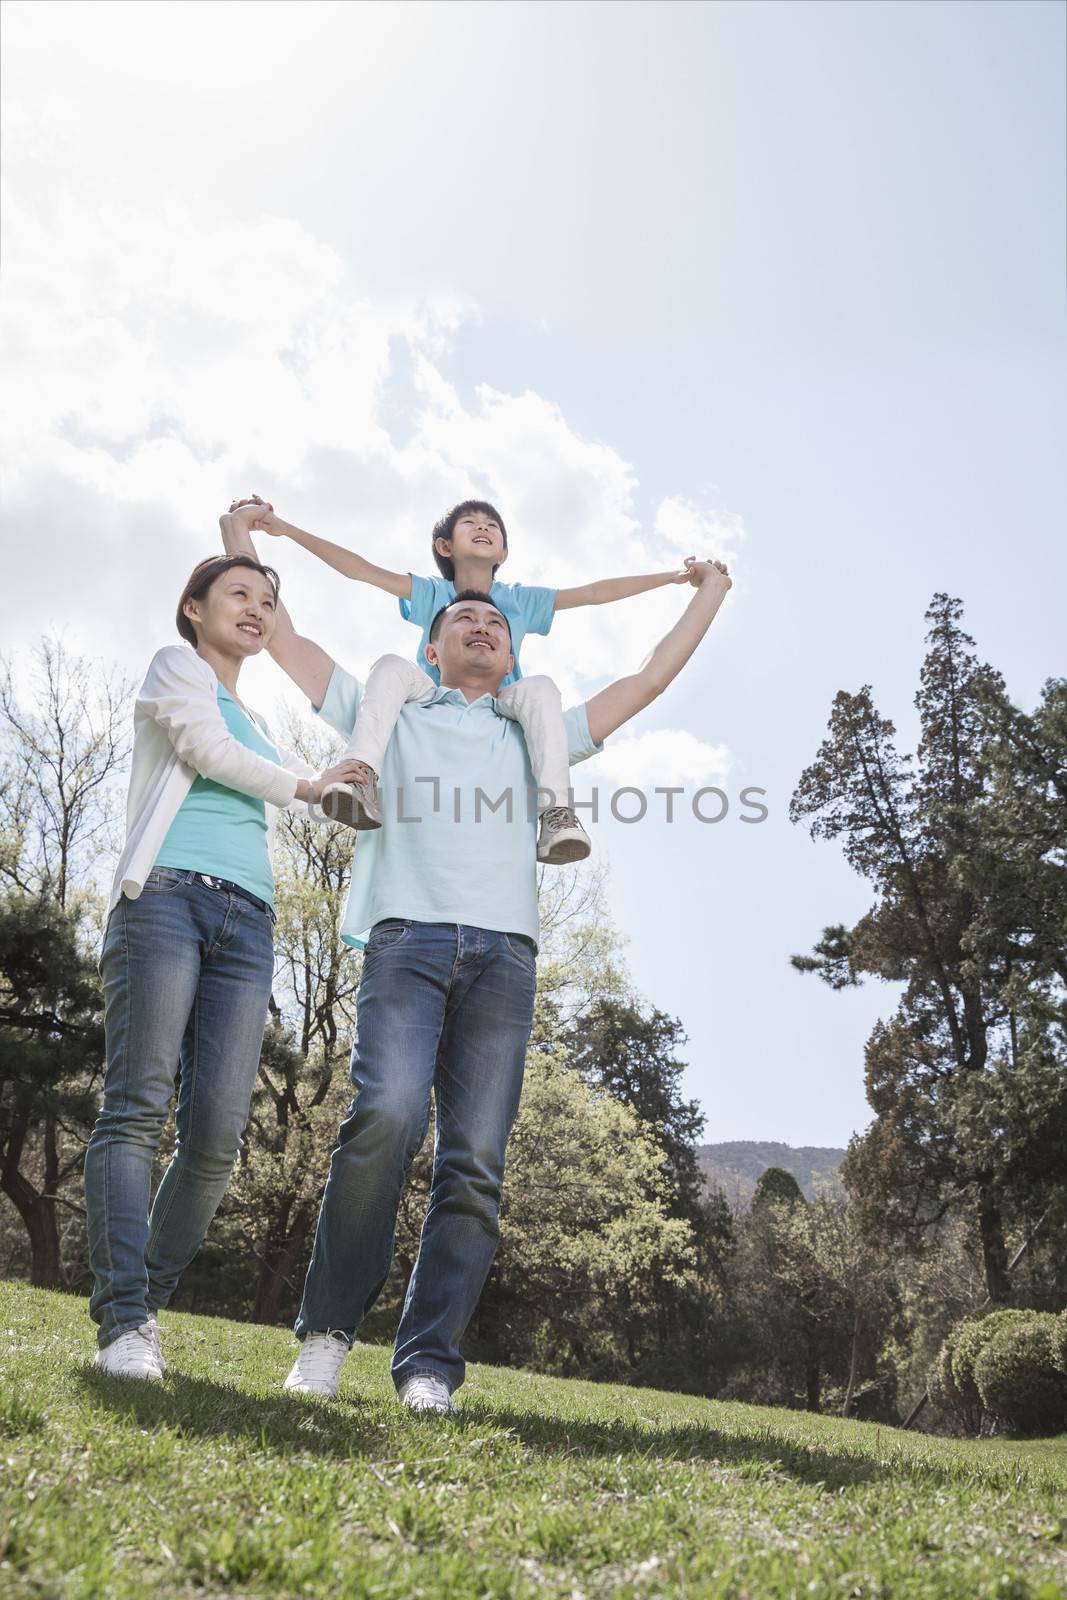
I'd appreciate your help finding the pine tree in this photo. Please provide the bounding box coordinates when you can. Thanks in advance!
[790,594,1066,1304]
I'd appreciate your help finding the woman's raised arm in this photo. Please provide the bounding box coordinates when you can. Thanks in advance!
[219,503,336,709]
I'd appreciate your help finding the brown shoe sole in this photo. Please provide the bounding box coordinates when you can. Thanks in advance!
[320,787,382,831]
[537,837,592,865]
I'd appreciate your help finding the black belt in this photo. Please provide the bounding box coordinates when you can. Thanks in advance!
[195,873,275,921]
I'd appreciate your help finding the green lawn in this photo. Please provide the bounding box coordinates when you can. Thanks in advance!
[1,1282,1064,1599]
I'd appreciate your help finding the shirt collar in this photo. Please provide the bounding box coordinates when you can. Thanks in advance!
[429,684,500,711]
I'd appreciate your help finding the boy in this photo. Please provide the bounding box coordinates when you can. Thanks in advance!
[230,495,694,863]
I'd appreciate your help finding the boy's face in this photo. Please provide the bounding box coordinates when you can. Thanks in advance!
[436,509,507,571]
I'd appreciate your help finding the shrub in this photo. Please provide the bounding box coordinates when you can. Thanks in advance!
[928,1310,1032,1434]
[973,1312,1067,1437]
[1052,1310,1067,1381]
[929,1344,977,1434]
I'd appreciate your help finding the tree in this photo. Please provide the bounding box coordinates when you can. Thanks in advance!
[463,1047,699,1382]
[798,1196,897,1417]
[752,1167,805,1210]
[0,636,131,1284]
[790,595,1067,1304]
[727,1189,828,1413]
[0,893,104,1285]
[566,996,706,1221]
[0,635,132,911]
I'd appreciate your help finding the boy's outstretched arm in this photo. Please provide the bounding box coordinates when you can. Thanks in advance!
[554,560,695,612]
[219,505,337,708]
[233,496,412,601]
[583,560,732,746]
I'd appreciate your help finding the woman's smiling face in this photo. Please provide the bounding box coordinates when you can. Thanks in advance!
[183,569,277,655]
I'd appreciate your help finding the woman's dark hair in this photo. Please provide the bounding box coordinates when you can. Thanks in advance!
[431,500,508,581]
[176,556,281,646]
[428,590,512,647]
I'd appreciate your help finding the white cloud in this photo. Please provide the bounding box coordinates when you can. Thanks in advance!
[0,180,745,741]
[654,495,746,571]
[588,728,732,791]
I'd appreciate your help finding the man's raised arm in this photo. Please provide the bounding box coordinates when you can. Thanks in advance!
[583,559,732,747]
[219,503,336,708]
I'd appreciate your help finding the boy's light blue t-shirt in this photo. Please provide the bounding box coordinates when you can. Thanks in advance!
[313,661,604,951]
[399,574,557,688]
[154,685,279,908]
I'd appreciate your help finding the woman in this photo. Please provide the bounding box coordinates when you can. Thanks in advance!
[84,516,362,1378]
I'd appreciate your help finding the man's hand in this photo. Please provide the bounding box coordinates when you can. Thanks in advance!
[584,554,733,747]
[295,760,369,806]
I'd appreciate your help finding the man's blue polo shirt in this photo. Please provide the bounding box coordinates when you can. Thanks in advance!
[313,662,603,951]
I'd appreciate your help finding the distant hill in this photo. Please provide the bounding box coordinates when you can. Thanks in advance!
[696,1140,846,1209]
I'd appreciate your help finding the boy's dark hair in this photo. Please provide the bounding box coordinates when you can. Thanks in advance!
[428,589,513,647]
[176,555,281,646]
[431,500,508,581]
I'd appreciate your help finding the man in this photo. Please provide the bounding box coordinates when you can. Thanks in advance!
[221,509,731,1414]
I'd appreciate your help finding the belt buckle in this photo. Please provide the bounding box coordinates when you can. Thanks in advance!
[200,874,219,890]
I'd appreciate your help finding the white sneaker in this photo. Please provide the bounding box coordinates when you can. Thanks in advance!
[536,806,592,865]
[315,772,383,831]
[283,1331,351,1399]
[398,1372,455,1414]
[94,1323,164,1381]
[145,1314,166,1374]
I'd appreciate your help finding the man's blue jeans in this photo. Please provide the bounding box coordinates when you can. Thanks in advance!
[295,920,538,1395]
[84,867,275,1348]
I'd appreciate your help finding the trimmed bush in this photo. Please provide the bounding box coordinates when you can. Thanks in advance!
[929,1331,983,1435]
[1052,1310,1067,1381]
[973,1312,1067,1437]
[928,1309,1031,1434]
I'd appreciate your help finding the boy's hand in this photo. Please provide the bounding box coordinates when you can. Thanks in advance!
[228,494,286,535]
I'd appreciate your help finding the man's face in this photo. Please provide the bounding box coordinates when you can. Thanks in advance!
[437,509,507,570]
[426,599,514,688]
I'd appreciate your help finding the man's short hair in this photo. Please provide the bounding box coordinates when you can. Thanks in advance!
[431,500,508,581]
[428,589,513,647]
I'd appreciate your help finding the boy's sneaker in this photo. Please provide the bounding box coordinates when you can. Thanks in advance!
[316,772,382,831]
[283,1331,351,1399]
[94,1323,164,1382]
[398,1372,456,1415]
[145,1314,165,1373]
[537,807,592,865]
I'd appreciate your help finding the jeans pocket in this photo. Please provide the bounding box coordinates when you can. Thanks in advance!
[140,866,191,893]
[367,917,412,951]
[99,903,126,974]
[502,931,537,969]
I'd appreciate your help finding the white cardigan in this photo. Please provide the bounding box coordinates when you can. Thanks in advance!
[108,644,316,913]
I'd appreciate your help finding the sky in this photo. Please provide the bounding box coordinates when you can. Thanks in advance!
[1,0,1064,1147]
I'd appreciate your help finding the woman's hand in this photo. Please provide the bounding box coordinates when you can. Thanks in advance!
[295,760,370,806]
[684,556,731,592]
[227,494,287,536]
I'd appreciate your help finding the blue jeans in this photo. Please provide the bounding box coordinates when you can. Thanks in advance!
[84,867,275,1348]
[295,920,538,1395]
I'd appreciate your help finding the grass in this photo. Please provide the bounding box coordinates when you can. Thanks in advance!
[1,1281,1065,1599]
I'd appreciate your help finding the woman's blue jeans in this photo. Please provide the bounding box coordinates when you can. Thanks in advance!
[295,919,538,1396]
[84,867,275,1348]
